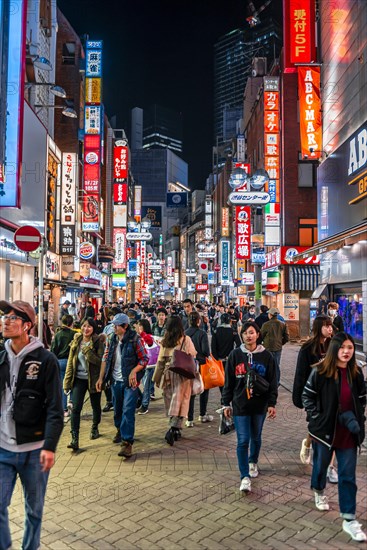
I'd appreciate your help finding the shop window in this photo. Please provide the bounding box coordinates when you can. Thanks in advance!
[334,288,363,344]
[62,43,76,65]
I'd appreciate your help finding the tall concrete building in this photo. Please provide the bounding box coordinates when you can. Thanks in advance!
[214,19,282,143]
[131,104,183,154]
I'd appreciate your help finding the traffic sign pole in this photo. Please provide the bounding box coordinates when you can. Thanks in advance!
[38,237,46,344]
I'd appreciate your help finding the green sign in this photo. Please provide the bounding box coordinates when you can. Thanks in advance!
[255,281,262,300]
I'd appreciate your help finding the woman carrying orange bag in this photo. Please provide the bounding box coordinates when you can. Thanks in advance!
[201,355,225,390]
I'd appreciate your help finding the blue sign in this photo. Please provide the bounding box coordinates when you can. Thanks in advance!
[268,180,276,203]
[220,241,230,284]
[252,247,265,265]
[142,206,162,228]
[127,259,138,277]
[208,271,215,285]
[166,192,188,208]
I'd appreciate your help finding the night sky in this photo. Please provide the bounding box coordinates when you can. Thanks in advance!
[58,0,283,189]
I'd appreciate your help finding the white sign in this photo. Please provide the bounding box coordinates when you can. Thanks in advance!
[282,293,299,321]
[126,232,153,241]
[61,152,77,225]
[197,252,216,258]
[241,272,255,285]
[229,192,270,205]
[85,106,101,134]
[148,264,161,271]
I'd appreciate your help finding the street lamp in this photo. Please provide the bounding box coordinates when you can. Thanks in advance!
[34,104,77,118]
[25,82,67,98]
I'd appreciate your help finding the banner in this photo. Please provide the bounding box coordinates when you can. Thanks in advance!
[220,240,230,285]
[166,192,188,208]
[298,66,322,159]
[284,0,316,69]
[235,206,251,260]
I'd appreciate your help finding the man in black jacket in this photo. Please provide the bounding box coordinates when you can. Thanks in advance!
[0,300,63,550]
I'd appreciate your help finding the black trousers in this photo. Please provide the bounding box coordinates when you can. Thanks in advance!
[188,389,209,421]
[71,378,101,433]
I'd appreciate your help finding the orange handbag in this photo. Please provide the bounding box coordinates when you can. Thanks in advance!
[201,355,225,390]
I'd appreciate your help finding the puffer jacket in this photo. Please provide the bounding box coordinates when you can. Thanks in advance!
[63,333,105,393]
[292,340,323,409]
[302,366,366,449]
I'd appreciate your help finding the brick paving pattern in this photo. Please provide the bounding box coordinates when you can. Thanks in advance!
[8,344,367,549]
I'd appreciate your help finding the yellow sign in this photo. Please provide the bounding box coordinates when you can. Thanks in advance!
[86,78,101,104]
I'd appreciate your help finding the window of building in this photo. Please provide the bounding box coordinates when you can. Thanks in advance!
[299,218,317,246]
[62,43,76,65]
[298,162,314,187]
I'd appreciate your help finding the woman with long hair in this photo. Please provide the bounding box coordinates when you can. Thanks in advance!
[293,316,334,474]
[63,318,105,451]
[153,315,196,445]
[136,318,160,415]
[222,322,278,493]
[302,332,366,541]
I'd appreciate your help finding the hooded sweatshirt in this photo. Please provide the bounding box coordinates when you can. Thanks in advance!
[1,337,45,452]
[221,344,278,415]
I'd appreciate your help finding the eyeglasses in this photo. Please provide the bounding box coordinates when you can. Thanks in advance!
[1,315,24,323]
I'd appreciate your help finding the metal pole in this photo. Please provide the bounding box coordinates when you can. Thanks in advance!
[38,237,45,344]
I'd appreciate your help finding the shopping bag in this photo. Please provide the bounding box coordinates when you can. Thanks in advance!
[192,372,205,396]
[201,355,225,390]
[216,407,235,435]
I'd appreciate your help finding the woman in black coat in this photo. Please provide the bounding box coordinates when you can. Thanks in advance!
[185,311,211,426]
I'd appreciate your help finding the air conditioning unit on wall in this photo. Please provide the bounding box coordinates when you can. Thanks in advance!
[251,57,267,77]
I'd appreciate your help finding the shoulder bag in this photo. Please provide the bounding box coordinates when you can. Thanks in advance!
[169,337,197,379]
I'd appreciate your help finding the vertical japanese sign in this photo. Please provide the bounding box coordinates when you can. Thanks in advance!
[284,0,316,70]
[112,228,126,270]
[113,141,128,272]
[298,66,322,159]
[220,240,230,285]
[235,207,251,260]
[83,40,103,231]
[60,153,77,255]
[114,146,128,181]
[264,77,281,237]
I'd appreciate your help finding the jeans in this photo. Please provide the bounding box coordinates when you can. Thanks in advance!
[0,447,50,550]
[58,358,68,410]
[70,378,101,433]
[233,414,266,479]
[269,350,282,385]
[188,390,209,421]
[311,442,357,520]
[112,380,139,443]
[142,369,155,408]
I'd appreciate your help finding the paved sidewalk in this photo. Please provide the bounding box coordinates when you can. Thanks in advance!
[8,344,367,549]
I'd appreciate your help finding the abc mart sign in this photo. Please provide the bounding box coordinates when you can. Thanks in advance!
[229,192,270,205]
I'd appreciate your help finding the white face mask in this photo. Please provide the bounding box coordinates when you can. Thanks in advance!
[328,309,336,316]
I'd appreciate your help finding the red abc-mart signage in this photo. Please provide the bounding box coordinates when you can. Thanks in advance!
[284,0,316,69]
[196,284,208,293]
[235,206,251,260]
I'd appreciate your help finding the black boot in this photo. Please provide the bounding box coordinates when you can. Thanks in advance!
[90,425,100,440]
[67,431,79,450]
[165,428,175,446]
[173,428,181,441]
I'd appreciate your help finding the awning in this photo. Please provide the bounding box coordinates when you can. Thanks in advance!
[293,223,367,260]
[290,265,320,291]
[311,283,329,300]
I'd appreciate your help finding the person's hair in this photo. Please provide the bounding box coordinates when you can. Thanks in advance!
[260,305,269,313]
[220,313,231,325]
[138,318,152,334]
[241,321,261,335]
[73,320,81,329]
[315,332,358,379]
[303,315,333,356]
[328,301,338,310]
[188,311,201,327]
[156,307,167,316]
[183,299,193,305]
[61,314,74,327]
[81,317,98,334]
[161,315,184,348]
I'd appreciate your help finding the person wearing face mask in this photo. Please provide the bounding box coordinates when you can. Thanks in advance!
[302,332,366,542]
[327,302,344,333]
[221,321,277,493]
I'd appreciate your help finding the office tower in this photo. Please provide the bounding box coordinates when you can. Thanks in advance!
[131,104,183,154]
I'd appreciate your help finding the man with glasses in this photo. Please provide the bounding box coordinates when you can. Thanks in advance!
[0,300,64,550]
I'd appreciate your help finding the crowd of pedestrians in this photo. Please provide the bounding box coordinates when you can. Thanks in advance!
[0,296,365,547]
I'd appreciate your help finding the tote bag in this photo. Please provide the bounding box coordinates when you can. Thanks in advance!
[201,355,225,390]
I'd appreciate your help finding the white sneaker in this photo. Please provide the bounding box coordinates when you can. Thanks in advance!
[314,492,329,511]
[300,439,311,464]
[327,465,338,484]
[198,414,214,423]
[240,477,251,492]
[249,463,259,478]
[185,420,194,427]
[342,520,367,542]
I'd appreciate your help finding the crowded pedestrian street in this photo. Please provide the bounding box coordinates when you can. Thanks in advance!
[7,343,367,550]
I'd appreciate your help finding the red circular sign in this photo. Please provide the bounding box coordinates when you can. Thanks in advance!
[214,264,221,272]
[14,226,42,252]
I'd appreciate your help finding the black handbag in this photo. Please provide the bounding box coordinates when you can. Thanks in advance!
[169,337,197,379]
[245,368,269,398]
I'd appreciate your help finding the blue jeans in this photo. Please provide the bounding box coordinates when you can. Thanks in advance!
[269,350,282,385]
[233,414,266,479]
[0,447,50,550]
[311,442,357,519]
[58,358,68,410]
[112,380,139,443]
[142,369,154,408]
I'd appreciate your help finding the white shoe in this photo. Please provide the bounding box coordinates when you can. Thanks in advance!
[314,492,329,511]
[327,465,338,484]
[240,477,251,492]
[300,439,311,464]
[185,420,194,427]
[198,414,214,423]
[342,520,367,542]
[249,463,259,478]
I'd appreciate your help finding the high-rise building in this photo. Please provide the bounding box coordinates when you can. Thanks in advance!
[131,104,183,154]
[214,19,282,143]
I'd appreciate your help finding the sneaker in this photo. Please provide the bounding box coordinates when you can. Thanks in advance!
[327,465,338,484]
[64,410,70,418]
[314,492,329,511]
[249,463,259,478]
[300,439,311,464]
[342,520,367,542]
[112,430,122,444]
[185,420,194,427]
[198,414,214,423]
[118,442,133,458]
[150,395,157,400]
[240,477,251,492]
[102,402,113,412]
[137,406,149,415]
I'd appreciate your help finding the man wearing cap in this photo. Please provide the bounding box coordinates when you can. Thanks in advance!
[260,307,289,385]
[96,313,148,458]
[0,300,63,550]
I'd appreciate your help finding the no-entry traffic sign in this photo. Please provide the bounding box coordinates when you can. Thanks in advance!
[14,226,42,253]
